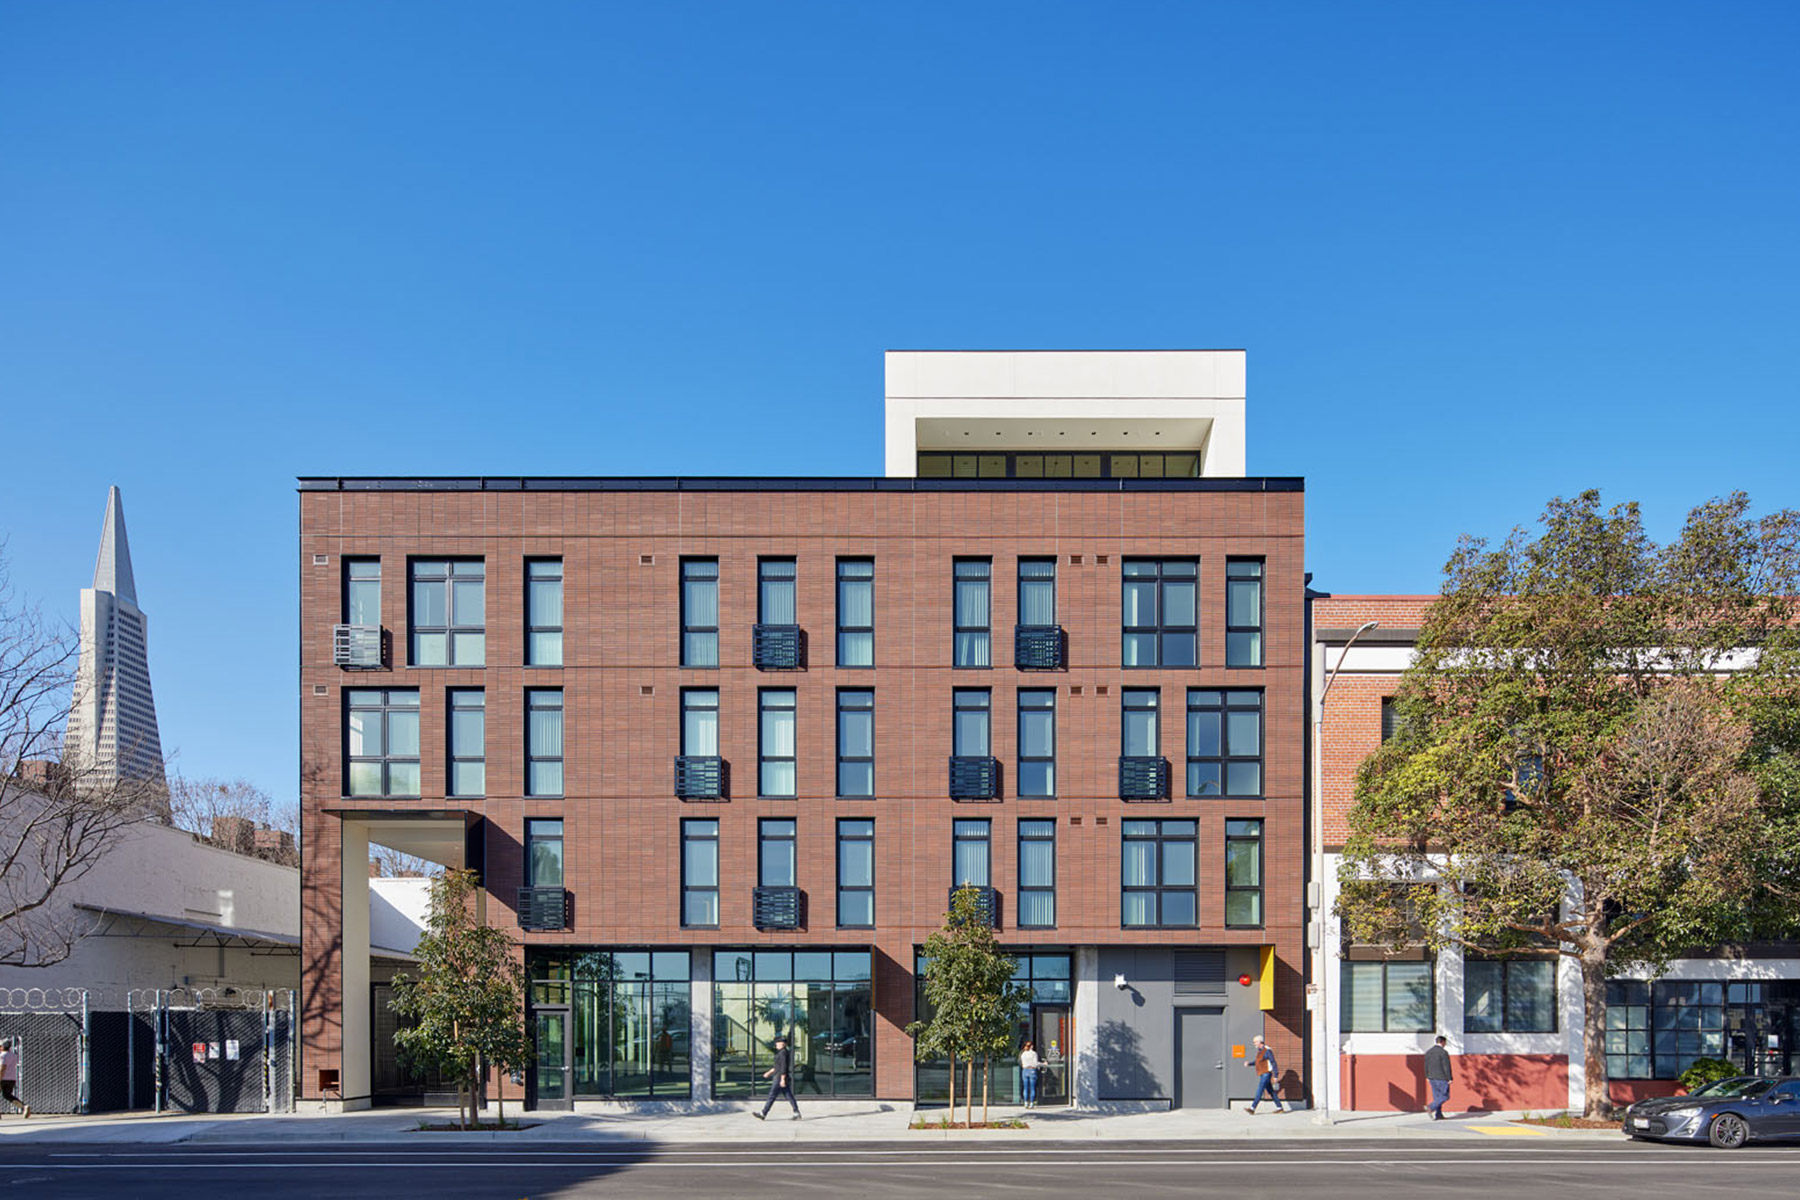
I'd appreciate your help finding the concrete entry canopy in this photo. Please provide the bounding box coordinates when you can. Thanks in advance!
[306,809,478,1111]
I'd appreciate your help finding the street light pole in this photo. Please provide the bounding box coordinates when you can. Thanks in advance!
[1311,619,1377,1125]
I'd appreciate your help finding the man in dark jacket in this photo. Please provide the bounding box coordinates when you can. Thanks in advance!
[753,1035,800,1121]
[1424,1035,1453,1120]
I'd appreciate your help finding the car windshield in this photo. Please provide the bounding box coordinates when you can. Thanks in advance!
[1690,1077,1756,1098]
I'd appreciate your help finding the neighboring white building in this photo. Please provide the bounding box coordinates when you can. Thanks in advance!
[64,486,165,788]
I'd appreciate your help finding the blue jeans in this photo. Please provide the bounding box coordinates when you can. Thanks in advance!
[1021,1068,1038,1104]
[1253,1072,1283,1109]
[1428,1078,1451,1115]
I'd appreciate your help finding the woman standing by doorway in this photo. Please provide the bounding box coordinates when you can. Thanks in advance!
[1019,1040,1041,1109]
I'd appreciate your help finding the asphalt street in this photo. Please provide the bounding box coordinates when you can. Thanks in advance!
[4,1139,1798,1199]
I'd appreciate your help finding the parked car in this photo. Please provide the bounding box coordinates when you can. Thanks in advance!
[1622,1075,1800,1147]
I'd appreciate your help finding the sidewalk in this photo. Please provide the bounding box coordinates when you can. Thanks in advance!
[0,1102,1623,1146]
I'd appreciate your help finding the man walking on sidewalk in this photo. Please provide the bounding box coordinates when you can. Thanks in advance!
[753,1034,800,1121]
[0,1039,31,1119]
[1246,1035,1286,1114]
[1424,1034,1454,1120]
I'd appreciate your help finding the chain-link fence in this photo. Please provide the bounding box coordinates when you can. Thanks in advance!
[0,986,296,1114]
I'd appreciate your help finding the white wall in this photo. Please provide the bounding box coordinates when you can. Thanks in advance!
[369,877,429,955]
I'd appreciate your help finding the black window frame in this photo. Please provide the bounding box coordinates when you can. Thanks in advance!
[758,817,797,888]
[1121,687,1160,757]
[681,818,720,929]
[952,558,992,669]
[1017,557,1057,624]
[1224,557,1264,669]
[836,818,875,928]
[1341,959,1438,1032]
[408,557,486,667]
[345,687,420,798]
[836,688,875,798]
[1464,956,1559,1034]
[1016,688,1056,798]
[680,557,720,669]
[681,687,720,756]
[1017,818,1056,929]
[344,557,381,626]
[757,557,797,625]
[1120,557,1198,669]
[1224,818,1263,929]
[952,818,991,888]
[526,557,564,667]
[525,687,564,798]
[524,817,565,889]
[836,557,874,668]
[1120,818,1197,929]
[1186,688,1264,798]
[758,688,797,798]
[447,687,486,799]
[953,688,991,757]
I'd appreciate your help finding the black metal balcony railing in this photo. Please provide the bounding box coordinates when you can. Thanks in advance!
[675,755,728,800]
[332,624,385,669]
[948,755,1001,800]
[1013,624,1066,670]
[753,886,804,930]
[751,624,805,670]
[1119,755,1171,801]
[517,887,570,932]
[948,885,1000,929]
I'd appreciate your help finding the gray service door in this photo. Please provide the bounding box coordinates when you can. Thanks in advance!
[1175,1007,1226,1109]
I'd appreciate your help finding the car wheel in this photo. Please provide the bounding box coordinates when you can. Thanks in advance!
[1708,1113,1750,1149]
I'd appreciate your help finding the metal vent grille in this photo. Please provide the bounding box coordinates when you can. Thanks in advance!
[1173,949,1227,994]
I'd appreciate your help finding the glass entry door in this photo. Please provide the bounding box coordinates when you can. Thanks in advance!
[1034,1006,1071,1106]
[534,1009,572,1110]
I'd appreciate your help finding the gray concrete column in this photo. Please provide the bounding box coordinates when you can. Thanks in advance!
[339,820,372,1110]
[691,949,713,1101]
[1074,944,1100,1108]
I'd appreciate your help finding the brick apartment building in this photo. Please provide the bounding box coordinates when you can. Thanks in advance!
[298,351,1308,1111]
[1311,596,1800,1113]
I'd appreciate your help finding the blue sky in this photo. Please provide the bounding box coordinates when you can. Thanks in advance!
[2,1,1796,802]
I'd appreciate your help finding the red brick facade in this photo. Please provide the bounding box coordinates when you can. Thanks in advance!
[300,481,1308,1103]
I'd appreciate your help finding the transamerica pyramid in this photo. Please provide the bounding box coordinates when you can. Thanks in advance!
[64,486,166,788]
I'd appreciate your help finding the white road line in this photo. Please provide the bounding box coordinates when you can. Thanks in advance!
[19,1156,1800,1170]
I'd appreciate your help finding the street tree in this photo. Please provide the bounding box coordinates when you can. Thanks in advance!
[907,885,1030,1126]
[166,774,300,866]
[389,868,532,1128]
[1339,490,1800,1117]
[0,552,164,968]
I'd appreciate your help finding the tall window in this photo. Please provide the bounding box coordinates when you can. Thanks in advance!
[837,819,874,927]
[1380,697,1402,743]
[526,559,564,667]
[953,689,991,756]
[1017,819,1056,928]
[758,559,797,624]
[759,818,797,887]
[1122,688,1160,757]
[1017,558,1056,625]
[1017,689,1056,797]
[410,559,485,666]
[836,558,874,667]
[952,819,991,887]
[1342,961,1435,1032]
[681,819,720,928]
[1187,689,1263,797]
[1121,558,1197,667]
[681,558,719,668]
[953,559,992,667]
[1121,819,1196,927]
[1224,558,1264,668]
[682,689,719,755]
[345,558,380,625]
[346,688,419,797]
[526,689,564,797]
[1465,958,1558,1033]
[447,688,485,797]
[525,818,564,888]
[836,689,874,798]
[759,689,797,797]
[1224,819,1263,928]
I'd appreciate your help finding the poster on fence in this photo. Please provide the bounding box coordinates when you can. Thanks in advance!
[225,1040,239,1061]
[192,1042,206,1064]
[208,1042,220,1060]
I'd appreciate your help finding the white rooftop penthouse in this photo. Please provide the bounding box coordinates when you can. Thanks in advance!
[883,349,1248,480]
